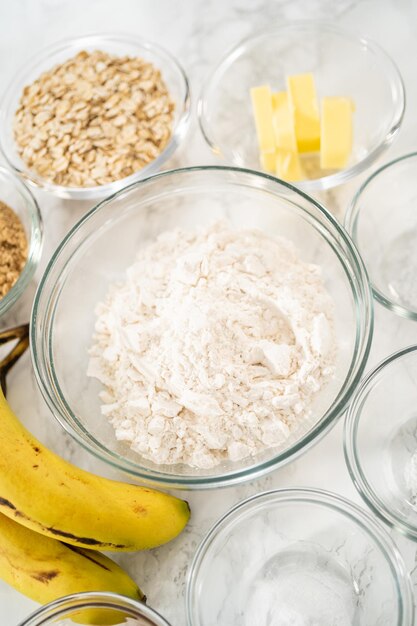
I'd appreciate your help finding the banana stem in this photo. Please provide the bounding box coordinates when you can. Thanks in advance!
[0,324,30,396]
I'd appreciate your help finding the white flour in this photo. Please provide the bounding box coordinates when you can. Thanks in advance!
[405,451,417,504]
[244,575,356,626]
[88,221,336,469]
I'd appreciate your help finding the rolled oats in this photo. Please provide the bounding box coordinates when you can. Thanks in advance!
[13,50,175,188]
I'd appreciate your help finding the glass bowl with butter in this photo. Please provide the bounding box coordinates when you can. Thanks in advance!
[199,22,405,192]
[31,166,373,489]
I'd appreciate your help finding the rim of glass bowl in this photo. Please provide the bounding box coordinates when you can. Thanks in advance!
[0,165,43,318]
[186,488,414,626]
[345,152,417,320]
[18,592,171,626]
[344,344,417,542]
[31,165,374,489]
[198,21,405,193]
[0,33,191,201]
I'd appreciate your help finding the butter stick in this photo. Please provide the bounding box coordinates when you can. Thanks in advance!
[271,91,297,152]
[276,150,305,182]
[260,151,276,173]
[320,96,353,169]
[287,73,320,153]
[250,85,275,154]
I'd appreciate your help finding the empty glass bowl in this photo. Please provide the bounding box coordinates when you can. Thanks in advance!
[31,166,373,488]
[186,489,413,626]
[345,345,417,542]
[199,22,405,192]
[0,165,42,318]
[0,34,190,200]
[346,152,417,320]
[18,592,171,625]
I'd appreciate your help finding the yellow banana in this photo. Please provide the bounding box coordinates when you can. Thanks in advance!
[0,511,143,625]
[0,387,190,551]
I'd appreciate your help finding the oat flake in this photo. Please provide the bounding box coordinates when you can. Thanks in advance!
[88,221,337,469]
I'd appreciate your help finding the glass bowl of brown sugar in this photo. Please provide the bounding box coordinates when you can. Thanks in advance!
[0,166,42,319]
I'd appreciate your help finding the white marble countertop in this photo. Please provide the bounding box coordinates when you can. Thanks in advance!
[1,0,417,624]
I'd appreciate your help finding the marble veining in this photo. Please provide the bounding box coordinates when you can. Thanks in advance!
[1,0,417,624]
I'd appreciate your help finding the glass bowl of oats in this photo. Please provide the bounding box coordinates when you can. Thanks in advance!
[0,166,42,318]
[0,34,190,200]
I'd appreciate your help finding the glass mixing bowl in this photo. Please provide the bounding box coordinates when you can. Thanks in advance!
[345,345,417,542]
[345,152,417,320]
[199,22,405,192]
[18,592,171,626]
[31,166,373,489]
[0,34,190,201]
[186,488,413,626]
[0,165,42,318]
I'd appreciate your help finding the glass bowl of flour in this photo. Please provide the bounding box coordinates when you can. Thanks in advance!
[186,489,413,626]
[345,345,417,541]
[31,166,373,488]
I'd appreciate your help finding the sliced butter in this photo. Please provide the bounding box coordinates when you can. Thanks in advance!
[276,150,305,182]
[271,91,297,152]
[287,73,320,153]
[260,151,276,173]
[250,85,275,153]
[320,96,353,169]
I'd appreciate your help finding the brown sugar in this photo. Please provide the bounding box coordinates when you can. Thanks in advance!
[0,201,28,298]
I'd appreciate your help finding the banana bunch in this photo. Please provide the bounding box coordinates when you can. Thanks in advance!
[0,512,143,624]
[0,325,190,621]
[0,384,190,550]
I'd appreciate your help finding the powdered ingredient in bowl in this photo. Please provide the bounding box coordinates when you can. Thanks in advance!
[405,451,417,506]
[0,201,27,298]
[245,570,356,626]
[87,221,337,469]
[13,50,175,188]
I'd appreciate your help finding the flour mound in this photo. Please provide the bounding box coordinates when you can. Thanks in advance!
[88,221,336,469]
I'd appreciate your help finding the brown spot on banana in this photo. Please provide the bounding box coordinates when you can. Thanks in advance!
[0,498,128,549]
[0,497,16,510]
[47,527,126,549]
[32,570,59,583]
[64,544,112,571]
[132,504,148,515]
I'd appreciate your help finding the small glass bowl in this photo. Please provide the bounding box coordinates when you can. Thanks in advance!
[18,592,171,625]
[186,488,413,626]
[0,34,190,201]
[31,166,373,489]
[345,152,417,320]
[199,22,405,192]
[0,165,42,318]
[344,345,417,542]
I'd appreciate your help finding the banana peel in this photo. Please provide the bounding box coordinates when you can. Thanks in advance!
[0,324,190,624]
[0,324,190,551]
[0,510,143,625]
